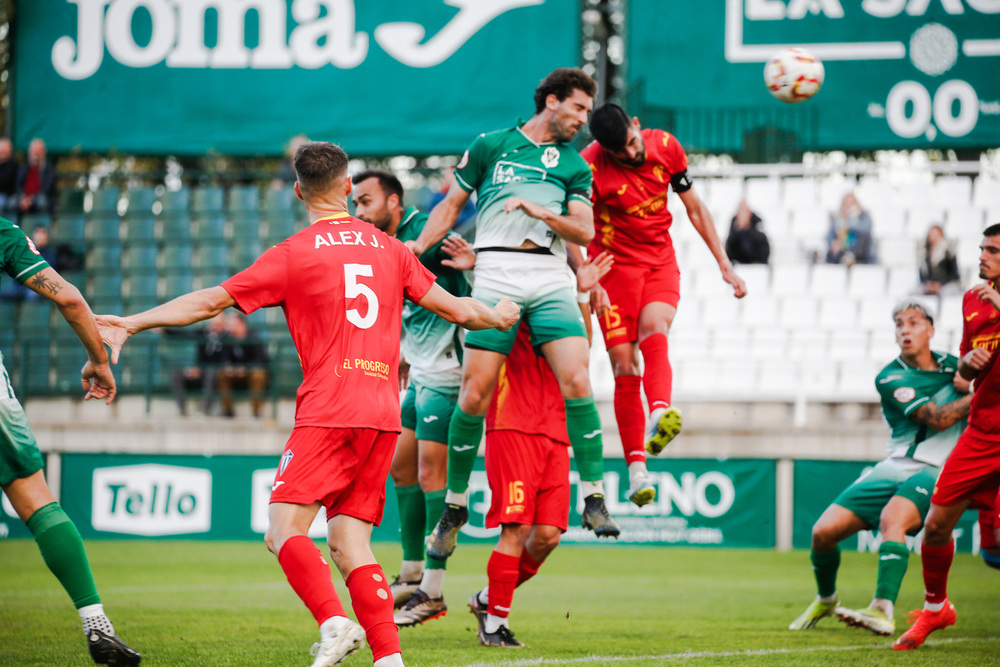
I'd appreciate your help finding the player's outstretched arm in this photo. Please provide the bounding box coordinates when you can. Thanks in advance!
[416,283,520,331]
[679,188,747,298]
[911,393,973,431]
[96,286,236,364]
[24,267,116,404]
[408,180,472,256]
[504,198,594,245]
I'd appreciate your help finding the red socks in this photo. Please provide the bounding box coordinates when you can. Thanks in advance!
[516,550,542,587]
[639,334,672,413]
[921,540,955,605]
[346,564,400,662]
[486,551,520,619]
[614,375,646,465]
[277,535,346,625]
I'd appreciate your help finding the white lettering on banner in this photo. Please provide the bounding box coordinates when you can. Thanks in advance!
[250,468,328,538]
[51,0,538,80]
[92,464,212,536]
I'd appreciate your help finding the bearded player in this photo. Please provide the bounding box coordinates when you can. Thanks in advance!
[581,104,746,506]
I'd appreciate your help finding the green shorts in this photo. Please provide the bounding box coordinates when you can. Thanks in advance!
[464,251,586,354]
[0,398,44,487]
[833,459,940,531]
[400,382,459,444]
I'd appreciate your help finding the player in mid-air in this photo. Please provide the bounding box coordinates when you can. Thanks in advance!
[351,169,468,627]
[440,233,601,648]
[893,223,1000,650]
[788,300,971,636]
[96,142,520,667]
[581,104,746,506]
[0,219,140,666]
[406,67,621,555]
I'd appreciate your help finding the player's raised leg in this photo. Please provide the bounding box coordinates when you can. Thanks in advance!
[790,504,866,630]
[541,335,619,538]
[426,348,506,559]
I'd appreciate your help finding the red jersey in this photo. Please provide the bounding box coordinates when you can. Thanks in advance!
[221,212,436,430]
[960,284,1000,442]
[485,325,568,445]
[581,128,689,268]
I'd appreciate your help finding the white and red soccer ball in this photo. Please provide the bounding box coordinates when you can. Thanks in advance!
[763,47,824,104]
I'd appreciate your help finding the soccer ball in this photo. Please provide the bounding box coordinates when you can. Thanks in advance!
[763,47,824,104]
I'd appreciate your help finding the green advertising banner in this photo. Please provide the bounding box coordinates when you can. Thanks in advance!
[793,459,983,554]
[12,0,580,156]
[627,0,1000,151]
[55,453,776,547]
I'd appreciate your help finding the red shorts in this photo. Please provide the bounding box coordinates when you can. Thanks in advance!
[597,260,680,349]
[931,430,1000,510]
[485,430,570,530]
[270,426,396,525]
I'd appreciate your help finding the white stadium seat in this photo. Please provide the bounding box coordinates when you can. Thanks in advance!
[932,175,972,210]
[749,328,788,360]
[878,237,919,268]
[810,264,848,296]
[735,264,769,295]
[885,265,921,298]
[858,296,899,332]
[701,296,742,328]
[779,296,819,330]
[973,177,1000,210]
[847,264,887,297]
[713,329,751,359]
[870,206,906,240]
[741,294,780,329]
[756,360,798,401]
[771,265,810,297]
[818,296,859,330]
[788,327,827,359]
[856,177,893,210]
[744,177,782,221]
[828,329,868,361]
[782,177,819,211]
[837,359,879,401]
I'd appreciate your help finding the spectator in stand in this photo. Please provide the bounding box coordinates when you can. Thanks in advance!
[920,224,961,296]
[168,313,228,417]
[218,312,270,418]
[16,138,57,216]
[826,192,876,266]
[0,138,19,212]
[726,199,770,265]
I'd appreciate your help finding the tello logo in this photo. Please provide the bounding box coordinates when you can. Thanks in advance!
[92,464,212,536]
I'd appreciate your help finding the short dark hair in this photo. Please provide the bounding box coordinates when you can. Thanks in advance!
[533,67,597,114]
[294,142,349,197]
[589,103,632,152]
[352,169,404,204]
[984,222,1000,238]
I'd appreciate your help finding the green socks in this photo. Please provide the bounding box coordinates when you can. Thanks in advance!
[446,407,484,495]
[395,484,426,563]
[564,396,605,483]
[874,541,910,604]
[810,547,841,599]
[424,489,447,571]
[27,502,101,609]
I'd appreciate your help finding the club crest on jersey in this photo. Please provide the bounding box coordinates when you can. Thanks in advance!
[541,146,560,169]
[279,450,294,476]
[893,387,916,403]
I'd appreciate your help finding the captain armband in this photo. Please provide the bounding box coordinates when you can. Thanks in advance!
[671,169,693,194]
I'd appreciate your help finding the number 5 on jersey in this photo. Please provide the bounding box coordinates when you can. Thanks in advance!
[345,264,378,329]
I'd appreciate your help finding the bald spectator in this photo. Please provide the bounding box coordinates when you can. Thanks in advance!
[16,138,56,216]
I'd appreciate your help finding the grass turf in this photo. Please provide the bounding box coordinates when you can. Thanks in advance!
[0,540,997,666]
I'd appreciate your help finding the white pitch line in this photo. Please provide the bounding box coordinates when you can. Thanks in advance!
[453,636,1000,667]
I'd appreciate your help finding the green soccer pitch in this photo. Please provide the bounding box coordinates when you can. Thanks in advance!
[0,540,997,666]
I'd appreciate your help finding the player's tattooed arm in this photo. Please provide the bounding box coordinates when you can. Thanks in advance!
[26,271,63,296]
[911,394,973,430]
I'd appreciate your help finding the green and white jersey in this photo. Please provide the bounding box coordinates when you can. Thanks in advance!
[396,207,469,387]
[454,125,592,261]
[876,352,967,467]
[1,218,50,398]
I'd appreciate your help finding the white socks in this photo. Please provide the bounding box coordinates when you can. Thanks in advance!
[79,604,114,636]
[420,568,446,599]
[374,652,405,667]
[484,613,508,634]
[628,461,650,487]
[445,490,467,506]
[580,480,605,497]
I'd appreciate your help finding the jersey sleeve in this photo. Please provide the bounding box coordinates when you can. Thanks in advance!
[658,132,692,194]
[876,372,930,417]
[453,133,491,194]
[1,221,50,283]
[221,242,290,314]
[397,240,437,303]
[579,142,601,204]
[565,152,594,207]
[959,291,974,356]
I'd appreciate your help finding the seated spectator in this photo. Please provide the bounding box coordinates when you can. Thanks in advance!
[726,199,770,264]
[168,313,228,417]
[0,138,19,212]
[826,192,876,266]
[218,313,270,418]
[919,223,960,295]
[16,138,56,216]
